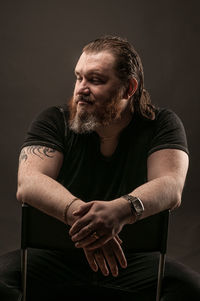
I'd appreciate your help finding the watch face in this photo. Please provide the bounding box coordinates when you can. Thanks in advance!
[132,197,144,215]
[122,195,144,217]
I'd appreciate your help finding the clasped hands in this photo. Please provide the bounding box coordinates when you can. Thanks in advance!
[69,200,128,277]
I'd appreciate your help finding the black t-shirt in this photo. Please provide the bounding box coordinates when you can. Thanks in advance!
[22,105,188,202]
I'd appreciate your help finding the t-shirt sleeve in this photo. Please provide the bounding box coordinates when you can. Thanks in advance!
[21,106,65,153]
[148,109,189,156]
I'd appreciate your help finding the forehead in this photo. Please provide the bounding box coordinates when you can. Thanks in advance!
[75,51,116,76]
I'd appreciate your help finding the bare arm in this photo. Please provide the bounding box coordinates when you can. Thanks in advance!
[17,145,84,223]
[17,145,127,276]
[129,148,189,218]
[69,149,189,249]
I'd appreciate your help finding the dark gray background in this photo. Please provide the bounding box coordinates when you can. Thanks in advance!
[0,0,199,273]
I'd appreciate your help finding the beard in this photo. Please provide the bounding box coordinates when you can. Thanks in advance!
[68,90,124,134]
[69,109,100,134]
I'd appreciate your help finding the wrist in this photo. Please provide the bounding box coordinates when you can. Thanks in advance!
[112,197,134,225]
[65,199,85,226]
[122,195,145,224]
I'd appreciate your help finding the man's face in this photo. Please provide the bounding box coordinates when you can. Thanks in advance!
[68,51,128,133]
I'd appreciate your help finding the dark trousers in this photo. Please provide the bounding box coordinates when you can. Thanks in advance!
[0,248,200,300]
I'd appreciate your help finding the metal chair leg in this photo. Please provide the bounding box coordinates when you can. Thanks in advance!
[21,249,27,301]
[156,253,166,301]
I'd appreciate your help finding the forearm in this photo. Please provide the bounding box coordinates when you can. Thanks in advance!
[69,150,188,250]
[17,172,84,224]
[123,175,182,221]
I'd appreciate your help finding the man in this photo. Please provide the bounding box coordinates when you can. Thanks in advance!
[0,35,199,300]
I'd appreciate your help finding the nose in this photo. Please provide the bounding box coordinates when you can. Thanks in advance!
[76,80,90,95]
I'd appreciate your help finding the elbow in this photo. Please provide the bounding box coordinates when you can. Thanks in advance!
[16,182,23,203]
[169,175,185,210]
[171,190,182,210]
[16,178,27,203]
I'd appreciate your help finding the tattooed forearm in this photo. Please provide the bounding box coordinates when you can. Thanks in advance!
[19,146,56,163]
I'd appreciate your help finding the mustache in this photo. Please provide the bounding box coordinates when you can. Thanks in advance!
[75,95,94,104]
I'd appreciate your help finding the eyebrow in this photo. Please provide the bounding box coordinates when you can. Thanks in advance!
[74,70,108,79]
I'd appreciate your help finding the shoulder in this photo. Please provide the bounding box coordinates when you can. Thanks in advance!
[132,107,179,132]
[155,107,182,122]
[21,104,70,153]
[34,104,68,122]
[153,107,187,135]
[147,107,189,156]
[31,104,71,133]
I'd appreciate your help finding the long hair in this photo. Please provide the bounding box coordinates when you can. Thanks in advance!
[83,35,155,120]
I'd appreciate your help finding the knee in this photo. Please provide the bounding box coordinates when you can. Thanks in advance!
[0,281,21,301]
[162,258,200,300]
[0,250,21,300]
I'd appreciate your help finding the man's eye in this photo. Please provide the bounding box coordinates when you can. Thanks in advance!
[91,78,102,84]
[76,77,82,82]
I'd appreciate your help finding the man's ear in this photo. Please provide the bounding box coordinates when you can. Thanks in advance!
[125,78,138,99]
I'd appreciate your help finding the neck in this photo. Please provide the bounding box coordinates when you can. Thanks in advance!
[95,107,133,141]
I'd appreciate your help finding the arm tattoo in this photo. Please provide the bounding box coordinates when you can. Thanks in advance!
[19,146,56,163]
[19,149,28,164]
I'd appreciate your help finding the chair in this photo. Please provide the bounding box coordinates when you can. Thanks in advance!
[21,203,169,301]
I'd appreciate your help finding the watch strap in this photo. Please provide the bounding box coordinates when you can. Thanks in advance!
[122,195,144,223]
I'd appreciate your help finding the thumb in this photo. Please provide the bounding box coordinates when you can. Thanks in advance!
[73,201,94,216]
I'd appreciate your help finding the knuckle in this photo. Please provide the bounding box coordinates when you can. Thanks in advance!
[96,219,103,227]
[89,213,95,220]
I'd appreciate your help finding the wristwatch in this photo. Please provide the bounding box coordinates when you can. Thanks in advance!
[122,195,144,222]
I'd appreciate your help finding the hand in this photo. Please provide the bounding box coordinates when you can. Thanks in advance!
[83,235,127,277]
[69,199,131,250]
[66,199,86,226]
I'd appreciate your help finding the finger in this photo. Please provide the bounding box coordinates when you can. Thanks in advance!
[74,233,98,247]
[84,249,98,272]
[76,235,111,250]
[69,215,91,236]
[94,250,109,276]
[102,247,118,277]
[115,235,123,245]
[71,224,94,243]
[73,202,93,216]
[111,239,127,269]
[74,232,101,248]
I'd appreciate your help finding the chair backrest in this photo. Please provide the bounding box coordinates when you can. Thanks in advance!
[120,209,169,254]
[21,203,169,254]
